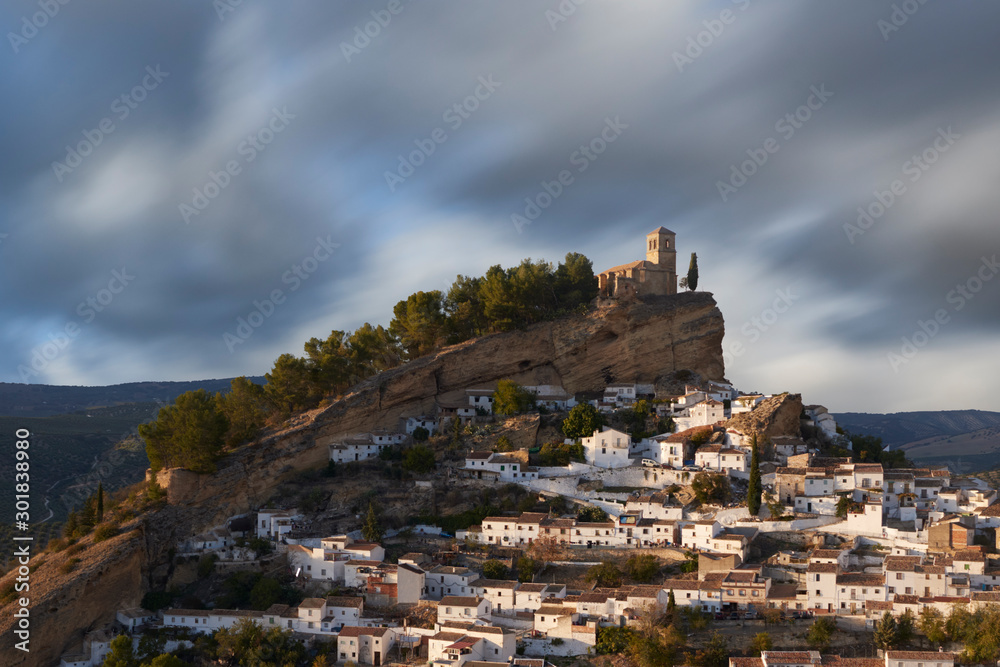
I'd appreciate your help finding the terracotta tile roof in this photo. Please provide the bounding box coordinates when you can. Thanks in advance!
[807,563,839,574]
[762,651,822,664]
[518,583,546,592]
[837,572,885,586]
[767,584,798,599]
[577,592,610,603]
[299,598,326,609]
[971,591,1000,602]
[731,659,764,667]
[884,556,922,571]
[867,600,893,610]
[885,651,955,661]
[439,596,484,607]
[472,578,518,589]
[338,626,392,638]
[953,550,986,562]
[326,596,364,608]
[822,658,884,667]
[536,604,571,616]
[977,504,1000,517]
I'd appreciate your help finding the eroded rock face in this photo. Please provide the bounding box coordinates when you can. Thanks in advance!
[0,292,725,666]
[726,393,804,439]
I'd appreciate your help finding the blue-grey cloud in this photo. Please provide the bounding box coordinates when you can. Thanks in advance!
[1,0,998,412]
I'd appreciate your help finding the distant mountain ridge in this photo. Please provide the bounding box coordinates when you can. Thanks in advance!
[0,377,266,417]
[835,409,1000,473]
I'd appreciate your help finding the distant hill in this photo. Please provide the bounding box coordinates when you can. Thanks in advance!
[0,377,264,523]
[0,377,265,417]
[835,410,1000,473]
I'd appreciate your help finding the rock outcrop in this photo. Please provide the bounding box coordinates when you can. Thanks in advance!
[725,393,804,439]
[0,291,725,667]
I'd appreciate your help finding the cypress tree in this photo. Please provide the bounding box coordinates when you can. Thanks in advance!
[361,501,383,544]
[97,482,104,523]
[748,434,762,516]
[687,253,699,291]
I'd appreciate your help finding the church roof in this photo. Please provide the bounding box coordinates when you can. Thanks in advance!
[599,259,653,275]
[649,226,675,234]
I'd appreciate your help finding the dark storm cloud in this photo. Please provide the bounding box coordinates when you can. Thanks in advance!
[0,1,997,410]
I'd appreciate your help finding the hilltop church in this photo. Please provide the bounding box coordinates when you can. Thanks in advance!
[598,227,678,298]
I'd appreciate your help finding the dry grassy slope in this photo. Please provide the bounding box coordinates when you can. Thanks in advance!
[0,292,725,667]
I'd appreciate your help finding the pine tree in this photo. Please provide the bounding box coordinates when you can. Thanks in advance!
[97,482,104,523]
[873,611,899,650]
[687,253,699,291]
[747,434,762,516]
[361,501,383,543]
[79,493,97,529]
[667,589,676,612]
[64,510,78,538]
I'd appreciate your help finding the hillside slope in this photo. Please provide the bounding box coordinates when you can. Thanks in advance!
[835,410,1000,472]
[0,377,265,417]
[0,291,725,667]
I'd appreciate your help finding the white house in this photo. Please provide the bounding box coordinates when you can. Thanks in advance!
[328,433,394,464]
[884,651,955,667]
[466,389,495,412]
[428,624,516,666]
[681,520,722,551]
[581,427,633,469]
[730,395,764,415]
[706,381,735,403]
[671,389,707,414]
[646,433,686,468]
[116,608,155,631]
[336,626,395,665]
[603,384,637,405]
[694,444,747,473]
[323,596,365,629]
[462,452,538,481]
[405,415,438,435]
[659,579,717,612]
[438,596,492,624]
[425,565,478,600]
[674,400,726,432]
[525,385,578,411]
[256,508,298,540]
[471,579,518,613]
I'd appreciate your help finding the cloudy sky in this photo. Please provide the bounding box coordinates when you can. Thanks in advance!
[1,1,998,414]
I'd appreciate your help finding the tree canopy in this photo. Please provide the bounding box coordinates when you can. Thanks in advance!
[561,403,605,439]
[138,252,598,473]
[492,380,537,416]
[139,389,228,473]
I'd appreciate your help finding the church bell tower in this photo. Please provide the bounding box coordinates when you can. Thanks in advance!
[646,226,676,272]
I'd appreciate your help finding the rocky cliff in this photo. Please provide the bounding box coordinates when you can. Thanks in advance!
[725,392,804,439]
[0,291,725,667]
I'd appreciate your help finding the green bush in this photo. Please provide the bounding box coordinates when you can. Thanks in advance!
[92,523,119,543]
